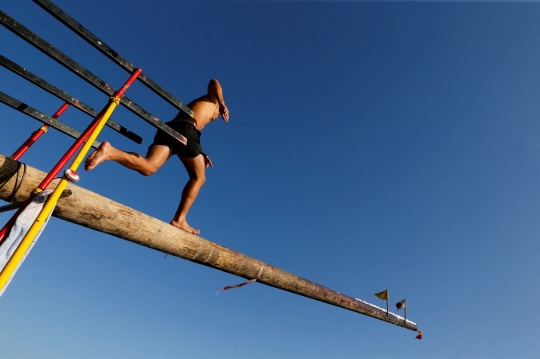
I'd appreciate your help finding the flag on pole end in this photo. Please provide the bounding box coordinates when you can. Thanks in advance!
[396,299,406,310]
[373,289,388,300]
[415,330,423,340]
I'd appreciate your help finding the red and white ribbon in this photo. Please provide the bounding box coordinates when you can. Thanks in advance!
[216,262,265,294]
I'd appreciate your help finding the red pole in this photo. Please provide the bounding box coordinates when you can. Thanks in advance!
[10,103,70,161]
[0,69,142,245]
[36,68,141,191]
[0,104,104,244]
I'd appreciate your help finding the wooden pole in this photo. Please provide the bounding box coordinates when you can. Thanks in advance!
[0,154,418,331]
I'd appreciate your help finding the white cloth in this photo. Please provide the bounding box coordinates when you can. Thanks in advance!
[0,190,54,296]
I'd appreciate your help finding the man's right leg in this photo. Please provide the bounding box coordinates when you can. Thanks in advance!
[170,154,206,234]
[84,141,171,175]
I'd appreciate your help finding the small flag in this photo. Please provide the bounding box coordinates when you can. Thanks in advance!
[373,289,388,300]
[415,330,423,340]
[396,299,406,310]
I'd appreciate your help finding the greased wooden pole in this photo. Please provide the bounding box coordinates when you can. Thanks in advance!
[0,154,419,331]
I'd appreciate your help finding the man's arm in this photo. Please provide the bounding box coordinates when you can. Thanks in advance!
[207,79,229,122]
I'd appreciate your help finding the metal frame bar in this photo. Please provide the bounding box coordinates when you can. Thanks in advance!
[0,10,187,146]
[0,189,71,214]
[0,91,100,149]
[0,54,142,144]
[0,202,22,214]
[33,0,194,118]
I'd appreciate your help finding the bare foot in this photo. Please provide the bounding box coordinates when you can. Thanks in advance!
[171,219,200,235]
[85,141,112,170]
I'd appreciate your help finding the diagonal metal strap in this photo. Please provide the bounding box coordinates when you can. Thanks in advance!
[0,91,101,149]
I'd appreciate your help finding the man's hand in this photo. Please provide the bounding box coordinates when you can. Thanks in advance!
[208,79,229,122]
[220,103,229,122]
[204,155,214,168]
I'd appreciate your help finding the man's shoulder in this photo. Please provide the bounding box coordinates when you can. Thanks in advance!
[188,94,214,107]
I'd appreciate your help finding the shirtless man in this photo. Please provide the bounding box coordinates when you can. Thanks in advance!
[84,79,229,234]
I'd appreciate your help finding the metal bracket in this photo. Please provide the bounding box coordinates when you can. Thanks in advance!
[0,189,73,213]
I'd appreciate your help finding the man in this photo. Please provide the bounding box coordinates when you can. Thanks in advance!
[84,79,229,234]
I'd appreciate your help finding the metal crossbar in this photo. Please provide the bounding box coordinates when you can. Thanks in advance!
[33,0,194,118]
[0,54,142,144]
[0,10,187,146]
[0,91,100,149]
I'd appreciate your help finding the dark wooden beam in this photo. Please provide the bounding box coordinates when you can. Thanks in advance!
[0,9,187,146]
[0,54,142,144]
[33,0,194,118]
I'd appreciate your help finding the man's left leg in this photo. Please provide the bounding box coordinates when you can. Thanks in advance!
[170,154,206,234]
[85,142,171,175]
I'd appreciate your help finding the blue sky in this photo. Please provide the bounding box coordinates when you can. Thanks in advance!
[1,1,540,358]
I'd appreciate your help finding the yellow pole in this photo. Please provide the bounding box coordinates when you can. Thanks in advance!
[0,96,121,291]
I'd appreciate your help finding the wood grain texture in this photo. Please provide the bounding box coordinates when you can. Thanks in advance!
[0,154,417,331]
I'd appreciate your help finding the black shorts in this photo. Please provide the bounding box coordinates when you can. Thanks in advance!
[150,120,203,158]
